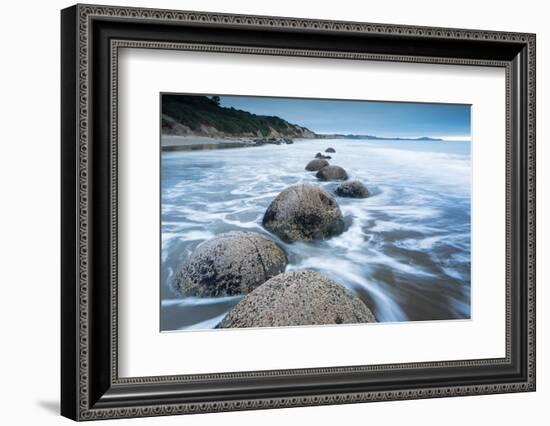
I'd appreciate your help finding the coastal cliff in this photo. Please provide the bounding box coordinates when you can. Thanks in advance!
[162,95,316,139]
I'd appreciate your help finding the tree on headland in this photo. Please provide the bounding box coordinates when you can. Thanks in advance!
[211,95,221,106]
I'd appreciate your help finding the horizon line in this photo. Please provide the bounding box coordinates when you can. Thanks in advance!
[314,132,471,141]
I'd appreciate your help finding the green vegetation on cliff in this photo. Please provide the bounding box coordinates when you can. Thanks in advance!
[162,95,315,138]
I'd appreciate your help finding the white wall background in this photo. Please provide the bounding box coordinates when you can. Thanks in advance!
[0,0,546,424]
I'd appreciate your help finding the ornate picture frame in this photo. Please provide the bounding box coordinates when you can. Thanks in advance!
[61,4,536,421]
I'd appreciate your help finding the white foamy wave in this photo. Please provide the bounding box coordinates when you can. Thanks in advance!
[162,295,242,308]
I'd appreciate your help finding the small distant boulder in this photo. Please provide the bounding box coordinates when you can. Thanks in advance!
[172,231,287,297]
[316,165,349,181]
[325,147,336,153]
[335,180,370,198]
[315,152,331,159]
[262,184,345,243]
[305,159,329,171]
[219,270,377,328]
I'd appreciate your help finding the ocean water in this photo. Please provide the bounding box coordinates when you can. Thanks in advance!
[161,138,471,331]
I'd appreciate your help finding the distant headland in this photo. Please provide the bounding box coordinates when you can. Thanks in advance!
[315,134,444,141]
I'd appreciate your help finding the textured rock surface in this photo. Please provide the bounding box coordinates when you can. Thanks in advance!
[305,159,329,171]
[335,180,370,198]
[316,165,349,181]
[262,184,345,242]
[315,152,331,159]
[219,270,377,328]
[172,231,287,297]
[325,147,336,153]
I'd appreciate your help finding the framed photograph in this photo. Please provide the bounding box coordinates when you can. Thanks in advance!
[61,4,536,421]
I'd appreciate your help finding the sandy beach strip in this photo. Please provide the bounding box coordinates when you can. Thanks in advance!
[161,135,257,151]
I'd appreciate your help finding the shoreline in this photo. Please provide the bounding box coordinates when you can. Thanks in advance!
[161,134,304,152]
[161,134,470,153]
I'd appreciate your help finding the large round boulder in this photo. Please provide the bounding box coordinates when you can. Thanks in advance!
[335,180,370,198]
[172,231,287,297]
[325,147,336,153]
[219,270,377,328]
[305,159,329,171]
[262,184,345,242]
[316,165,349,181]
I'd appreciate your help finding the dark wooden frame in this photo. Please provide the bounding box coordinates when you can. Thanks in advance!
[61,4,536,421]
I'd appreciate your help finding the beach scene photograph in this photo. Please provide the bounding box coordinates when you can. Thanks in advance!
[160,94,471,332]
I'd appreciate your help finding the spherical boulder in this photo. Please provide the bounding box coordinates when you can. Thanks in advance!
[335,180,370,198]
[262,184,345,243]
[325,147,336,153]
[219,270,377,328]
[315,152,331,159]
[305,159,329,171]
[172,231,287,297]
[316,165,349,181]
